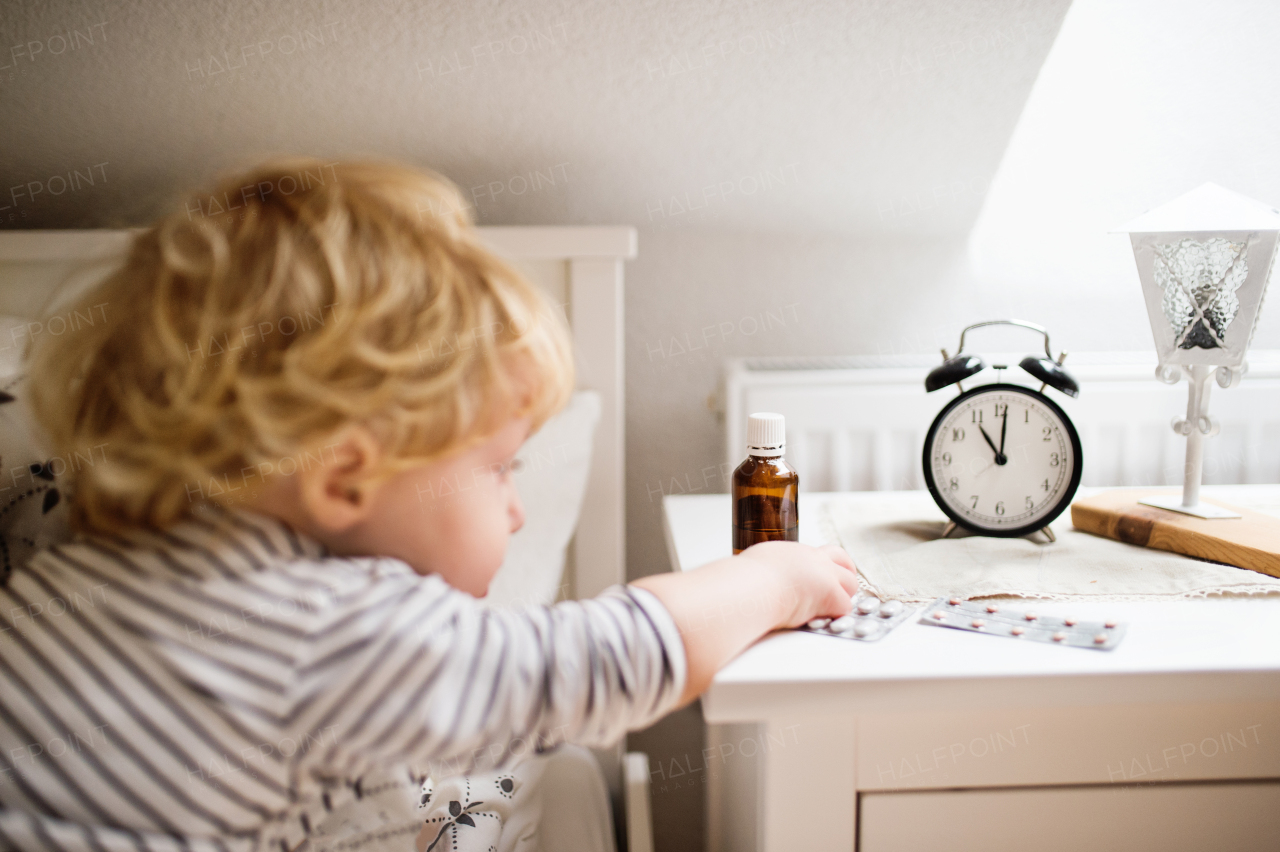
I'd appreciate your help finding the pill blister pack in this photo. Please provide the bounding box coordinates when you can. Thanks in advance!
[918,597,1128,651]
[798,595,917,642]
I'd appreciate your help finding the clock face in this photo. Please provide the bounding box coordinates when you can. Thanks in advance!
[922,384,1082,537]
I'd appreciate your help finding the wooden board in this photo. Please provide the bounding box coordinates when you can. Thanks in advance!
[1071,489,1280,578]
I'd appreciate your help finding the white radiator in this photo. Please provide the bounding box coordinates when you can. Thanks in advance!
[722,351,1280,492]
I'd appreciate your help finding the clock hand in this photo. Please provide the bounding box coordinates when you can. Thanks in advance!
[999,408,1008,456]
[977,422,1008,466]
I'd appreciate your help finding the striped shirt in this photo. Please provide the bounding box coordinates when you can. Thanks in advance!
[0,502,686,852]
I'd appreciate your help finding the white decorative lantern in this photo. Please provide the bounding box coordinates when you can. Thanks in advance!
[1119,183,1280,518]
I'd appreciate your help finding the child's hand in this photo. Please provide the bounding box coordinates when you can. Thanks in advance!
[631,540,861,706]
[735,541,859,629]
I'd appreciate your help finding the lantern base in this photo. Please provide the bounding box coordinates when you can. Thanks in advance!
[1138,494,1243,519]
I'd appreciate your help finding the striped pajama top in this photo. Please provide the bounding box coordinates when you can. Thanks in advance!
[0,502,687,852]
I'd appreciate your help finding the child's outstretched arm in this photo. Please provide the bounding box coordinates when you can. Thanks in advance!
[633,541,858,706]
[280,542,856,778]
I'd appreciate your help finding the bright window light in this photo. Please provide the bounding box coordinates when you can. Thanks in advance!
[969,0,1280,305]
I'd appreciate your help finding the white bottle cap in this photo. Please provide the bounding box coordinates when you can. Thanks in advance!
[746,412,785,457]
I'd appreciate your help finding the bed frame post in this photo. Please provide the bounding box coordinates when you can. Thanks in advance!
[569,256,627,596]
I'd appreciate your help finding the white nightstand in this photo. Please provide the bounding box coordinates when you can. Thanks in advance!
[662,487,1280,852]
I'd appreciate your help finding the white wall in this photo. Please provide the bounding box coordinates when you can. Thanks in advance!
[971,0,1280,353]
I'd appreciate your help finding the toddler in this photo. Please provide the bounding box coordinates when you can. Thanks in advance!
[0,159,857,852]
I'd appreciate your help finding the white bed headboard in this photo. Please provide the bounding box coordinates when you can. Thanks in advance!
[0,226,636,600]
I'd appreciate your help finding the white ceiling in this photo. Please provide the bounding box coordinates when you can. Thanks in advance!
[0,0,1070,235]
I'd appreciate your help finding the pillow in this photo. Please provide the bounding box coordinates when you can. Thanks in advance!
[0,315,72,584]
[0,315,27,377]
[482,390,600,609]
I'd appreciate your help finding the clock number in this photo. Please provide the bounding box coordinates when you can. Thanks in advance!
[994,403,1008,417]
[941,452,952,465]
[971,410,983,424]
[970,495,979,509]
[995,501,1005,515]
[1042,478,1049,491]
[949,477,959,491]
[1025,496,1034,510]
[1050,452,1060,467]
[1024,410,1029,423]
[951,427,965,442]
[1042,426,1052,441]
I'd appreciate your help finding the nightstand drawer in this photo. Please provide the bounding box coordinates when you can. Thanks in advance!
[860,782,1280,852]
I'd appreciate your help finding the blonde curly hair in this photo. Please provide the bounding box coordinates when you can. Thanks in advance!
[27,157,574,535]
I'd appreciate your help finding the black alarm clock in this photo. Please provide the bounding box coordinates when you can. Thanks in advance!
[922,319,1083,541]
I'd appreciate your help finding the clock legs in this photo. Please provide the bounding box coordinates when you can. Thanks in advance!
[939,521,1056,541]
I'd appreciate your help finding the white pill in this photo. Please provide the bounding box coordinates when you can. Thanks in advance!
[856,597,879,615]
[853,622,876,638]
[807,618,830,630]
[878,600,903,618]
[829,616,855,632]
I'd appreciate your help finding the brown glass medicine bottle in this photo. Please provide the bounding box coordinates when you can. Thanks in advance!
[732,412,798,554]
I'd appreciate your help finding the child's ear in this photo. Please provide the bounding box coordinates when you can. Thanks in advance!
[298,425,385,533]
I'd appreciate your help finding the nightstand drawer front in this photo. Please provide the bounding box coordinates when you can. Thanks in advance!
[858,702,1280,791]
[860,782,1280,852]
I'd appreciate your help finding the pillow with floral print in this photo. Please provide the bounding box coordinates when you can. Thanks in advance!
[0,369,71,586]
